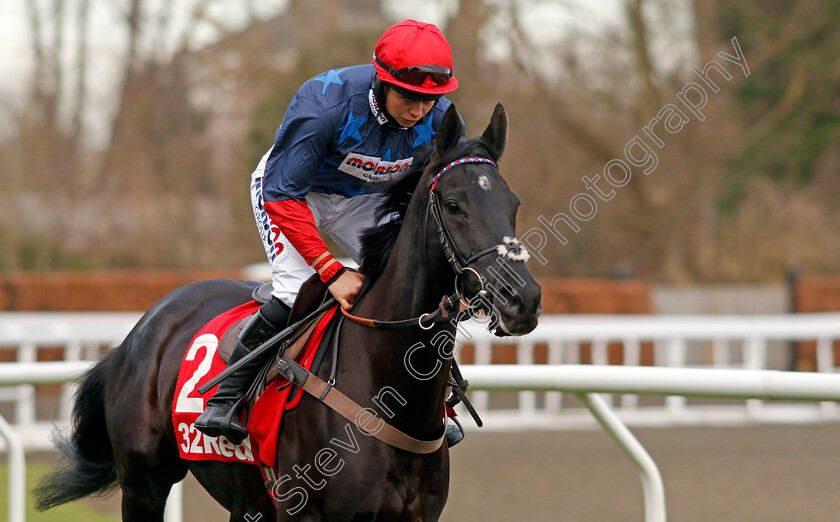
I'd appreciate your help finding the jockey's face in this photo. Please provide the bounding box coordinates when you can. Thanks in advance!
[384,86,436,128]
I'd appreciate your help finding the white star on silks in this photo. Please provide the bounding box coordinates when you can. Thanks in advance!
[313,68,347,95]
[412,117,435,147]
[338,108,366,144]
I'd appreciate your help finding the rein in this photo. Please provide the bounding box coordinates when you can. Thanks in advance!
[340,293,464,330]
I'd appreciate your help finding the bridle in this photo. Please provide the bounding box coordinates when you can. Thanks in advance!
[337,156,530,432]
[425,157,527,302]
[427,158,498,276]
[342,155,529,330]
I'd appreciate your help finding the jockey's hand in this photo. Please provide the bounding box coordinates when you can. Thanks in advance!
[329,270,363,311]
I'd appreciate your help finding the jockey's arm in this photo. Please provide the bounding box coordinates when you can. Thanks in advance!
[261,93,360,307]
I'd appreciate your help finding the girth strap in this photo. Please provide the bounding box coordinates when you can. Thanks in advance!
[276,355,446,454]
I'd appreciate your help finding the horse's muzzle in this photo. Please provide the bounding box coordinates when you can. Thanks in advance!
[488,279,541,337]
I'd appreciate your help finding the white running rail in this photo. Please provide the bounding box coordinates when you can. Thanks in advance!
[3,312,840,434]
[456,313,840,428]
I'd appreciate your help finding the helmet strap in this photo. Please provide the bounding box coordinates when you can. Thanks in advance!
[370,77,403,129]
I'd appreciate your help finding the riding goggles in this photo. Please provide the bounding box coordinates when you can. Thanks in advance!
[374,54,452,87]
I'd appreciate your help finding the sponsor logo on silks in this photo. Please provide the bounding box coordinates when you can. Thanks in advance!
[338,152,413,182]
[253,177,284,262]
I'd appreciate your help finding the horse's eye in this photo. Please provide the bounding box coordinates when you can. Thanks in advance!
[444,201,461,214]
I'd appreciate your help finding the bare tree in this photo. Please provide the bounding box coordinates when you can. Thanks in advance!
[71,0,91,141]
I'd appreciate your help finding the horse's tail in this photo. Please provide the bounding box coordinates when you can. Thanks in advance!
[33,352,119,510]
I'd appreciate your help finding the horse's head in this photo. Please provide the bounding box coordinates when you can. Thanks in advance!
[423,103,542,336]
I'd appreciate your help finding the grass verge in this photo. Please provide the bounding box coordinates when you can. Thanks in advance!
[0,459,119,522]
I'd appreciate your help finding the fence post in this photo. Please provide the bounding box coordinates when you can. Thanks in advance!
[164,481,183,522]
[817,336,837,418]
[544,340,564,413]
[517,341,536,417]
[745,337,766,419]
[16,342,37,426]
[0,414,26,522]
[577,393,666,522]
[665,338,686,417]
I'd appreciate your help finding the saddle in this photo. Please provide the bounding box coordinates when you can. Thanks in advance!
[218,274,332,366]
[217,274,339,411]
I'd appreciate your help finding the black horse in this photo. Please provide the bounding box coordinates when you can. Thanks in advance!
[34,103,542,521]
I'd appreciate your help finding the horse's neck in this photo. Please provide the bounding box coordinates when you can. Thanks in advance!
[348,215,454,437]
[364,250,440,318]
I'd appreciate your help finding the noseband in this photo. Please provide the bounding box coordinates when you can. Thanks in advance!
[426,157,529,300]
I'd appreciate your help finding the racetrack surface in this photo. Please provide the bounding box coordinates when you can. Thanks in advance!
[78,424,840,521]
[442,424,840,521]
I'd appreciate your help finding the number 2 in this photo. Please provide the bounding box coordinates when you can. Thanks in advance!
[175,333,219,413]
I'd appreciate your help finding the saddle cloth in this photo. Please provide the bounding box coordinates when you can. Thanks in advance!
[172,299,338,467]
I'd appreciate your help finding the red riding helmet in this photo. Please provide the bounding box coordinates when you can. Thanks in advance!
[372,20,459,97]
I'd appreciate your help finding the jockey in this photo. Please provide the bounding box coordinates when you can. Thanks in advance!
[195,19,466,446]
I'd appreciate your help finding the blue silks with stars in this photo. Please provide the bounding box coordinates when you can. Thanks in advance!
[260,64,458,204]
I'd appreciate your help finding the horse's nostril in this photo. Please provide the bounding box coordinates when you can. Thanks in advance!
[499,285,520,305]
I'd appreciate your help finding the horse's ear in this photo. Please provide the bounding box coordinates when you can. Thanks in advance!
[433,104,464,158]
[481,103,507,160]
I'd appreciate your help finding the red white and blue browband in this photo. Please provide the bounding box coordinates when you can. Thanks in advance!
[430,157,497,191]
[426,154,530,280]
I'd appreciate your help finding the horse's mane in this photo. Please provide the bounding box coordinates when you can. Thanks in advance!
[358,135,500,289]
